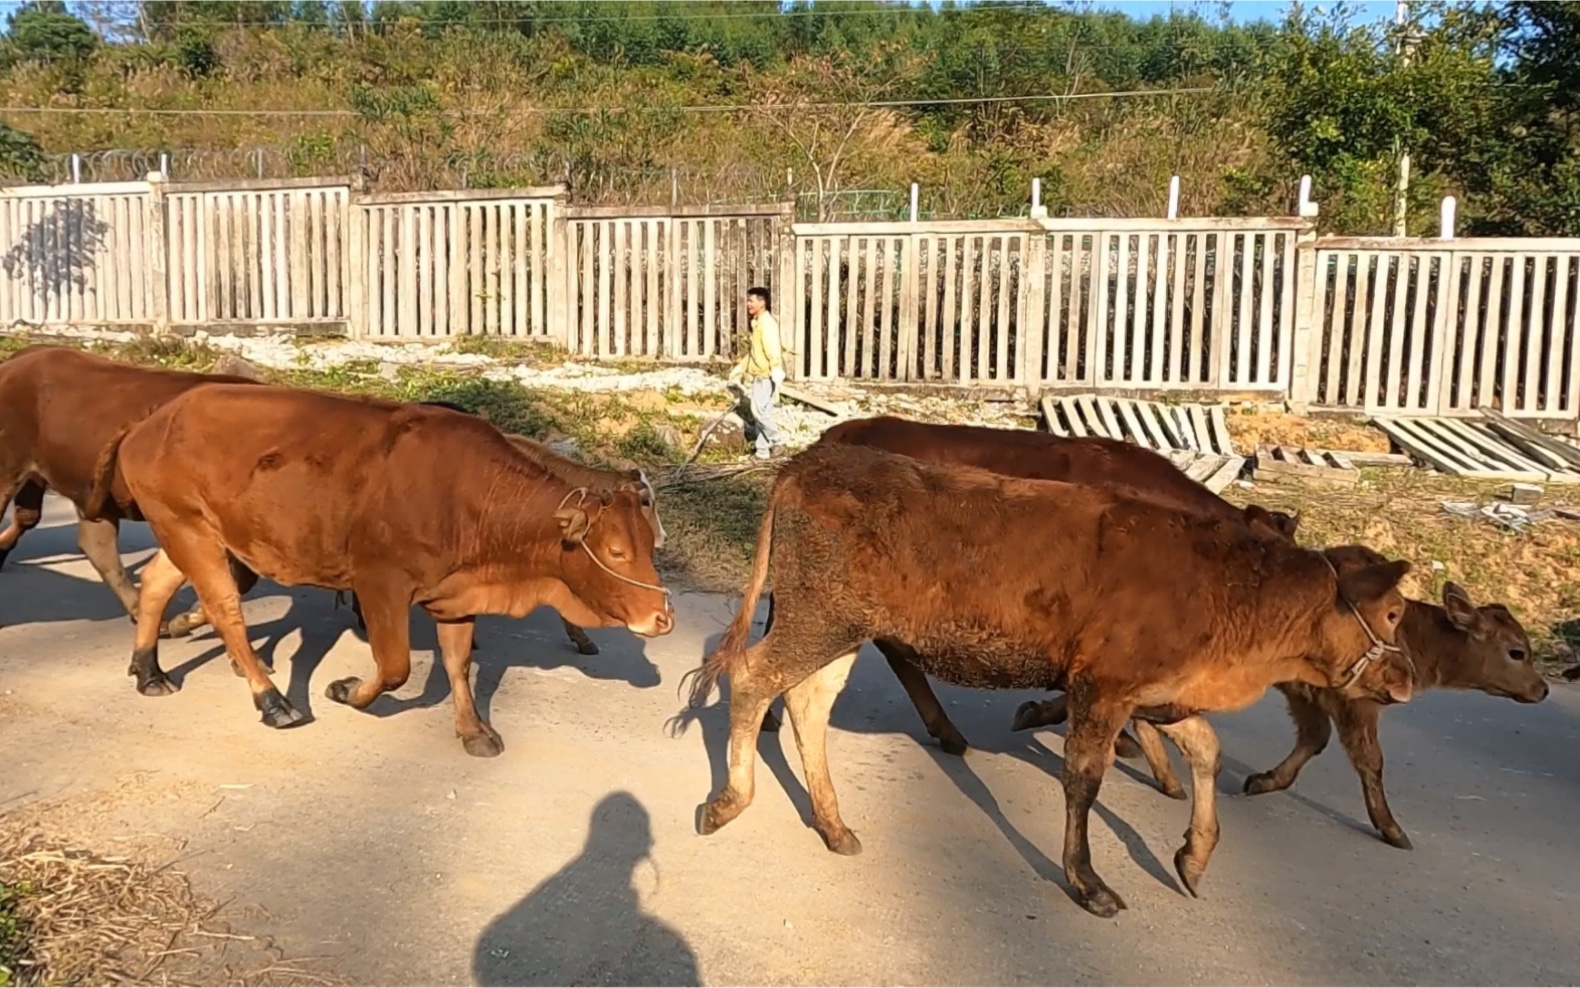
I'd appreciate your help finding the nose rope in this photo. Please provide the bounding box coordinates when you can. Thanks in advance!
[557,486,671,599]
[1322,555,1403,690]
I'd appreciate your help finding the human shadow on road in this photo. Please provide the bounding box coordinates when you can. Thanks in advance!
[472,791,700,987]
[680,612,1179,900]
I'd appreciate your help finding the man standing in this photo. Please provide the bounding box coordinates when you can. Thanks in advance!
[728,286,788,460]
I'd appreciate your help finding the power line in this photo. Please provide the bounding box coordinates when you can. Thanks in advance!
[0,85,1220,118]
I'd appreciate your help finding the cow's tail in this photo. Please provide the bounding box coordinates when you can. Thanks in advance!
[669,487,778,732]
[83,424,133,523]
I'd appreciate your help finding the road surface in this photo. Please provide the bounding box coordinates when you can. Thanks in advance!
[2,494,1578,985]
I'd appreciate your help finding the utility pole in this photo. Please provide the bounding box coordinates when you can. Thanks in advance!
[1392,0,1412,237]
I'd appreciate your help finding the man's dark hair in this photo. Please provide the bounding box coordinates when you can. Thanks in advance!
[747,285,771,310]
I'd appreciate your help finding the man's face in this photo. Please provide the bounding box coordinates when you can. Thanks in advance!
[746,294,765,316]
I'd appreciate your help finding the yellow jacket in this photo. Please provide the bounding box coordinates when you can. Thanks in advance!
[732,311,786,381]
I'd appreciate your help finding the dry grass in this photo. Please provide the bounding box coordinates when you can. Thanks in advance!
[0,824,336,987]
[1226,406,1394,453]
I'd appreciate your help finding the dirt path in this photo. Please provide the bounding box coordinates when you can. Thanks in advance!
[4,494,1580,986]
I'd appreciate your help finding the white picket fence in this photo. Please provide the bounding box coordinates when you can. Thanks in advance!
[4,173,1580,421]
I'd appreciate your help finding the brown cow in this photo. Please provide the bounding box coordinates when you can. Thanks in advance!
[754,415,1300,756]
[1018,582,1546,849]
[0,344,263,637]
[677,442,1413,918]
[86,382,674,756]
[343,402,669,659]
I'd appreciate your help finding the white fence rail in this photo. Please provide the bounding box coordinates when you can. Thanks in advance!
[5,174,1580,422]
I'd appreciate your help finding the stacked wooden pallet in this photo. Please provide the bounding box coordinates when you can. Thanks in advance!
[1040,393,1245,494]
[1371,411,1580,484]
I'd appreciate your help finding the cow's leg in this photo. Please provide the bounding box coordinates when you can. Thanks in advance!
[200,561,268,674]
[1061,682,1133,918]
[325,585,412,712]
[435,617,504,757]
[1333,699,1408,849]
[873,640,969,756]
[783,648,862,854]
[1130,718,1186,799]
[0,480,44,571]
[1243,686,1333,796]
[698,640,783,838]
[76,516,140,621]
[1152,715,1222,896]
[758,592,783,733]
[125,548,189,697]
[164,529,303,728]
[561,616,599,655]
[1012,691,1144,759]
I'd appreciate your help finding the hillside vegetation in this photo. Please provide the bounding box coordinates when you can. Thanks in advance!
[0,1,1575,235]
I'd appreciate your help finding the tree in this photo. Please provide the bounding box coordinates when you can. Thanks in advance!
[745,41,924,220]
[4,2,99,63]
[0,122,47,183]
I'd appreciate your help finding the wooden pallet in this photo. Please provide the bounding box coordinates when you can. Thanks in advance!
[1371,415,1580,483]
[1041,394,1245,494]
[1253,445,1360,489]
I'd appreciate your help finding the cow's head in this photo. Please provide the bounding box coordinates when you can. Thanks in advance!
[1428,582,1548,703]
[1314,544,1413,704]
[555,486,674,638]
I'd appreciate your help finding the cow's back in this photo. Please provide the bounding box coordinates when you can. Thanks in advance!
[114,383,529,588]
[815,415,1235,520]
[769,443,1289,692]
[0,345,257,506]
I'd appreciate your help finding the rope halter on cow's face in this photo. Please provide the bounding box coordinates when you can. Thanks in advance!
[556,487,671,600]
[1321,554,1405,691]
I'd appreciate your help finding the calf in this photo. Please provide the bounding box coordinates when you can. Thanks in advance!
[0,344,262,637]
[678,442,1412,918]
[87,383,674,756]
[341,400,669,659]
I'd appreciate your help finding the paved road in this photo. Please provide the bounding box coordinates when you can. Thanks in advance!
[3,494,1579,986]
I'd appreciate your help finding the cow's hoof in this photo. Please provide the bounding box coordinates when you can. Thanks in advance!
[698,797,741,836]
[136,672,179,697]
[936,733,969,757]
[325,677,361,706]
[462,729,504,758]
[254,688,306,729]
[1114,733,1144,760]
[1012,699,1061,732]
[1174,848,1205,898]
[575,640,600,656]
[1381,829,1413,850]
[1076,885,1126,919]
[1160,783,1188,801]
[1242,771,1284,796]
[760,709,782,733]
[821,828,863,856]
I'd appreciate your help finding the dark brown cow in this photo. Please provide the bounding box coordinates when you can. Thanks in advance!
[678,442,1413,918]
[755,415,1300,755]
[1021,582,1546,849]
[86,382,674,756]
[0,344,262,637]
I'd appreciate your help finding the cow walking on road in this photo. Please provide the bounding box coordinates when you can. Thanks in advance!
[679,442,1414,918]
[88,383,675,756]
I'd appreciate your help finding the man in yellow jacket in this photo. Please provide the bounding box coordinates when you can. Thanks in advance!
[728,286,790,460]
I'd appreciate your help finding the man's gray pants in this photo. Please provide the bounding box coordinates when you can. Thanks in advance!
[750,377,781,456]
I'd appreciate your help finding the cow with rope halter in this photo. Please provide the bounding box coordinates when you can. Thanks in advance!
[86,382,673,756]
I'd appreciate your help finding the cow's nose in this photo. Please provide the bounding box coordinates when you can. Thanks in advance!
[653,608,675,635]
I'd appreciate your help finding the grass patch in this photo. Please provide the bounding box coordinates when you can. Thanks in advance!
[0,881,24,988]
[447,335,567,364]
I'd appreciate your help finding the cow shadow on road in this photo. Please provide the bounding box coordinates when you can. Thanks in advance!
[681,620,1182,905]
[472,791,700,987]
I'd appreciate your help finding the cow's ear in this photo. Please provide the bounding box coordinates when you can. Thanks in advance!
[1339,559,1411,604]
[1270,510,1301,539]
[1442,581,1480,631]
[556,508,591,546]
[1242,505,1283,538]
